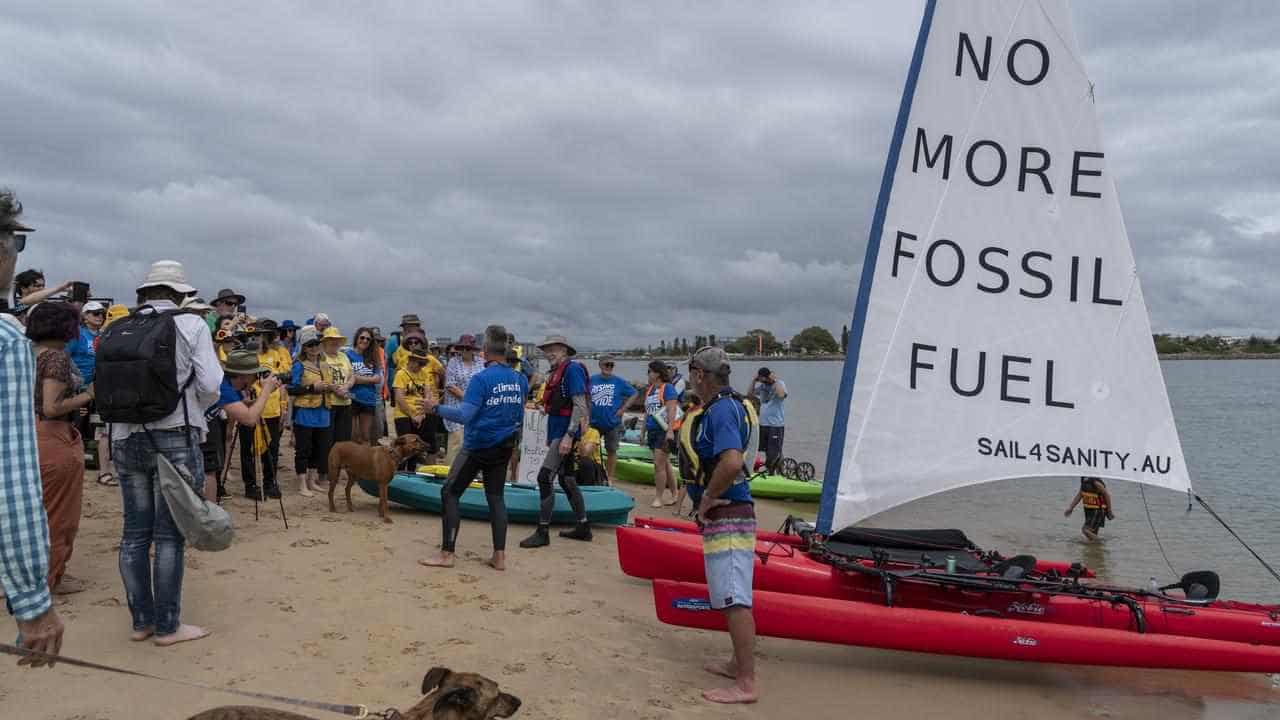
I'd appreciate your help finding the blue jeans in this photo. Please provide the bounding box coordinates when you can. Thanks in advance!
[112,429,204,635]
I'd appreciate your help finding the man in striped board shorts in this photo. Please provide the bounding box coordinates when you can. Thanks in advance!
[685,345,758,704]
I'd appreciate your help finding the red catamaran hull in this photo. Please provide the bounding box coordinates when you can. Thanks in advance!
[619,525,1280,653]
[654,580,1280,673]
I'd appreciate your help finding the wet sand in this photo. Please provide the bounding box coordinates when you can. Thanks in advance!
[3,460,1277,719]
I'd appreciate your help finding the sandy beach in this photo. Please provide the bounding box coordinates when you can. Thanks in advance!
[3,459,1278,720]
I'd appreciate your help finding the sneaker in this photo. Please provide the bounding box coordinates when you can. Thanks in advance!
[519,527,550,548]
[264,485,282,499]
[559,523,593,542]
[243,485,262,500]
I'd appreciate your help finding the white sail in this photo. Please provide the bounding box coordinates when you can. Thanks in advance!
[819,0,1190,532]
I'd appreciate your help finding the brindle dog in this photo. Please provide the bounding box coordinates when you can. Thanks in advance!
[187,667,521,720]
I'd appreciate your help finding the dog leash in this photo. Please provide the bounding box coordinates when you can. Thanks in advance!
[0,642,401,718]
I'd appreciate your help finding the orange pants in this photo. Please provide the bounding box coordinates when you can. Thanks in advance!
[38,420,84,590]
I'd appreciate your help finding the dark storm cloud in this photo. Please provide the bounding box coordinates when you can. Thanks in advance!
[2,2,1275,346]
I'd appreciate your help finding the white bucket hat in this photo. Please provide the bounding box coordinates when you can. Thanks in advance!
[136,259,196,294]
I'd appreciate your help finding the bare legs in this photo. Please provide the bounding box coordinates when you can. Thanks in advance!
[702,607,758,703]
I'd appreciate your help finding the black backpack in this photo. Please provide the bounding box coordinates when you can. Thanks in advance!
[96,306,191,424]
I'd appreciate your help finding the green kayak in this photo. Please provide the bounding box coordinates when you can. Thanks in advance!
[614,456,675,485]
[613,458,820,502]
[616,442,653,461]
[747,474,822,502]
[357,472,635,525]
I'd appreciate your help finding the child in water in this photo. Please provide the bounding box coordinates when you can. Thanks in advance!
[1064,476,1114,541]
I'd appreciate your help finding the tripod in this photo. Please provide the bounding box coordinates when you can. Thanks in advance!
[219,419,289,528]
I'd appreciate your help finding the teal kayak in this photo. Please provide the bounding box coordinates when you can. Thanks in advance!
[358,473,635,525]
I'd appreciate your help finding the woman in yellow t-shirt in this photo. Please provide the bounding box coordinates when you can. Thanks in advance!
[393,349,437,462]
[321,327,355,444]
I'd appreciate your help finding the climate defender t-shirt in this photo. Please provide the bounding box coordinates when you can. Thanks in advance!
[460,364,528,449]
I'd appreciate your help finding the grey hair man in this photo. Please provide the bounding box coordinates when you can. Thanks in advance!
[0,189,66,667]
[685,346,758,704]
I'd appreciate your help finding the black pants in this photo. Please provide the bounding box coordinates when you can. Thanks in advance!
[238,417,282,491]
[759,425,785,474]
[424,413,447,454]
[441,444,514,553]
[331,404,353,444]
[394,417,429,469]
[294,424,333,474]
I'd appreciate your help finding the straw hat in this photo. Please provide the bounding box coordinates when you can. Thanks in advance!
[321,326,347,343]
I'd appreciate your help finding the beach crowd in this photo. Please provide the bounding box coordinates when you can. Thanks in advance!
[0,188,769,704]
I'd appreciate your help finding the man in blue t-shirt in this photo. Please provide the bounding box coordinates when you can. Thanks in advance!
[519,335,592,548]
[201,349,280,500]
[589,355,636,484]
[686,346,758,705]
[419,325,528,572]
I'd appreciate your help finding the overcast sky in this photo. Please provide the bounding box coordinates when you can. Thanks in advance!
[3,1,1275,348]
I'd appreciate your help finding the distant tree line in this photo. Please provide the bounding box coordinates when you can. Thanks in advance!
[1154,334,1280,355]
[619,326,845,357]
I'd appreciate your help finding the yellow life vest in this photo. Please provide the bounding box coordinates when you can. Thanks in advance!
[678,396,758,483]
[294,361,331,409]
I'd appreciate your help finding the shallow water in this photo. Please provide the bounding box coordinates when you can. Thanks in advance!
[608,358,1280,602]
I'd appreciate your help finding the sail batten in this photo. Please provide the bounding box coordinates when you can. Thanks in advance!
[819,0,1190,533]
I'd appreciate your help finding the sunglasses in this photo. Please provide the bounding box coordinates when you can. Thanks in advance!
[85,310,106,316]
[405,339,424,346]
[356,336,371,343]
[601,363,615,368]
[214,299,237,307]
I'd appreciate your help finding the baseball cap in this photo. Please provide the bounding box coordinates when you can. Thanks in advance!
[82,300,106,313]
[689,346,731,376]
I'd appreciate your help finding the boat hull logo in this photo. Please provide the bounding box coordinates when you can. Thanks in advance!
[1012,636,1039,647]
[673,598,712,611]
[1008,602,1046,616]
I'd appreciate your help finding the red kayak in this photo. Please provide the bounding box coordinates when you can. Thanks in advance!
[620,524,1280,653]
[655,580,1280,673]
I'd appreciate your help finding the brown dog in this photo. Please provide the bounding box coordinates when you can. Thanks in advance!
[187,666,521,719]
[328,435,427,523]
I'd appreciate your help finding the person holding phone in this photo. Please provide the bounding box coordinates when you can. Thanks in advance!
[748,367,787,475]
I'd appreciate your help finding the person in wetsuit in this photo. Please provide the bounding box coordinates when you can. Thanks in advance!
[419,326,527,571]
[1065,476,1114,541]
[519,334,592,548]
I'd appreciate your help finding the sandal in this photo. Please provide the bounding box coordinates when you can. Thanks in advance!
[96,473,118,487]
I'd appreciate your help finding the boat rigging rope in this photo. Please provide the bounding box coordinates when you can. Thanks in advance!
[1138,484,1179,578]
[1195,494,1280,587]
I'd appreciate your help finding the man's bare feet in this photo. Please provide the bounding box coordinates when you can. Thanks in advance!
[154,624,210,647]
[487,552,506,571]
[419,553,455,568]
[650,498,664,508]
[129,627,155,642]
[703,660,737,679]
[703,685,758,704]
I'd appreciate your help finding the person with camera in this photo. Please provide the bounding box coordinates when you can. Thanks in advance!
[748,367,787,475]
[0,189,67,668]
[67,300,115,486]
[210,350,282,500]
[10,269,82,321]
